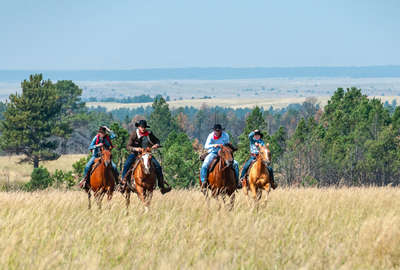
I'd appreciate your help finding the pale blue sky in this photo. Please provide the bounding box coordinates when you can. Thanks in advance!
[0,0,399,69]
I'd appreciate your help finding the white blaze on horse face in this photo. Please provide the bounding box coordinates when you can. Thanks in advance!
[142,153,150,173]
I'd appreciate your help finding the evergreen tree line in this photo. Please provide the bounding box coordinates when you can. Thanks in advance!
[1,74,399,188]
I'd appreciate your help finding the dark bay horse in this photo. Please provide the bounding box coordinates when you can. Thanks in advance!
[199,143,237,209]
[124,147,157,210]
[243,143,272,202]
[86,147,115,209]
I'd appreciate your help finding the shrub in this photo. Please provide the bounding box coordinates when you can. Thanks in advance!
[52,169,75,189]
[72,155,90,178]
[26,166,53,191]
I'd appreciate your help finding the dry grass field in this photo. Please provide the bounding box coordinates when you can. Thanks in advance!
[0,155,86,184]
[87,95,399,111]
[1,187,400,269]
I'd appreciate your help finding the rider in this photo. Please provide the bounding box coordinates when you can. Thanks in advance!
[239,129,277,189]
[200,124,240,189]
[120,119,171,194]
[79,126,120,189]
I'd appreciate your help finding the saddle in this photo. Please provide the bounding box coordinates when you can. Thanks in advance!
[89,157,102,175]
[124,158,142,185]
[207,156,220,174]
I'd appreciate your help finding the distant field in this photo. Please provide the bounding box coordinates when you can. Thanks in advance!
[2,77,400,102]
[0,154,86,183]
[1,188,399,269]
[87,95,400,110]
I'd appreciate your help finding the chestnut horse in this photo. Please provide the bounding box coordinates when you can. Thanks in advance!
[124,147,157,209]
[242,143,272,202]
[86,147,115,209]
[199,143,237,208]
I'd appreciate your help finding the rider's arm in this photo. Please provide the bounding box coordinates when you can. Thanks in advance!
[222,132,230,145]
[204,133,215,150]
[88,136,99,150]
[248,131,255,144]
[149,132,160,146]
[109,131,116,139]
[126,132,137,152]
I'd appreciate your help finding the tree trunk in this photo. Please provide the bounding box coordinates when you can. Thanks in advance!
[33,156,39,168]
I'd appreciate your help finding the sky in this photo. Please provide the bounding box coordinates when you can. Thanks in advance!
[0,0,399,70]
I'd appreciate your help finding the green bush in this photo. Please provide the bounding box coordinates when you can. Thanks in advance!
[52,169,75,189]
[26,166,53,191]
[72,155,90,177]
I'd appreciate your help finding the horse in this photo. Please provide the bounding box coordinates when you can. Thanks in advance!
[86,147,116,209]
[199,143,238,209]
[242,143,272,203]
[124,147,157,210]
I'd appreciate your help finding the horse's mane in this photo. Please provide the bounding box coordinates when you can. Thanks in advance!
[223,143,238,152]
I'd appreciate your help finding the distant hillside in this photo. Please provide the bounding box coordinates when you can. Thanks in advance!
[1,66,400,82]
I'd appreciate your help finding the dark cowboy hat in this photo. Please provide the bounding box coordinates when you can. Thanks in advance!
[254,129,264,138]
[135,120,150,128]
[98,126,107,134]
[213,124,225,131]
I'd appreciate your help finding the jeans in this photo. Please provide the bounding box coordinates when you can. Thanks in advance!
[84,156,118,176]
[200,153,239,184]
[151,157,163,180]
[122,153,137,179]
[240,156,257,179]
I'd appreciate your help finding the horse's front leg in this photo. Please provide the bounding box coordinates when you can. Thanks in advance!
[87,190,92,210]
[145,190,153,208]
[125,190,131,214]
[228,192,235,211]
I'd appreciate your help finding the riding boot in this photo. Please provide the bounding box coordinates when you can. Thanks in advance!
[157,173,171,194]
[236,176,242,189]
[268,166,277,189]
[79,172,90,190]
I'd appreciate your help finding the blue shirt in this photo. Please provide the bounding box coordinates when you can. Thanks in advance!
[204,131,230,153]
[249,131,265,155]
[88,132,116,157]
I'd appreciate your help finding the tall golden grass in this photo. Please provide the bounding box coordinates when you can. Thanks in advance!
[0,155,86,184]
[1,188,400,269]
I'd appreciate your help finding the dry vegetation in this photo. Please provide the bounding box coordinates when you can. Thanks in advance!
[1,188,400,269]
[0,155,86,184]
[87,96,399,111]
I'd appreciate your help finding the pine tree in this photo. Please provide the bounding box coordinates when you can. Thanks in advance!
[148,95,179,143]
[110,122,129,170]
[0,74,70,167]
[162,131,200,188]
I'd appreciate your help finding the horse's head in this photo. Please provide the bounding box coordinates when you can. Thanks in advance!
[219,143,237,168]
[140,148,153,175]
[101,147,112,168]
[257,143,271,165]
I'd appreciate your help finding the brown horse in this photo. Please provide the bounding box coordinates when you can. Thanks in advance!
[86,147,115,209]
[199,143,237,209]
[243,143,272,202]
[125,147,157,210]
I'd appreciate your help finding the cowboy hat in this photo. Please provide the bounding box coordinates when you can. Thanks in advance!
[213,124,225,131]
[135,120,150,128]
